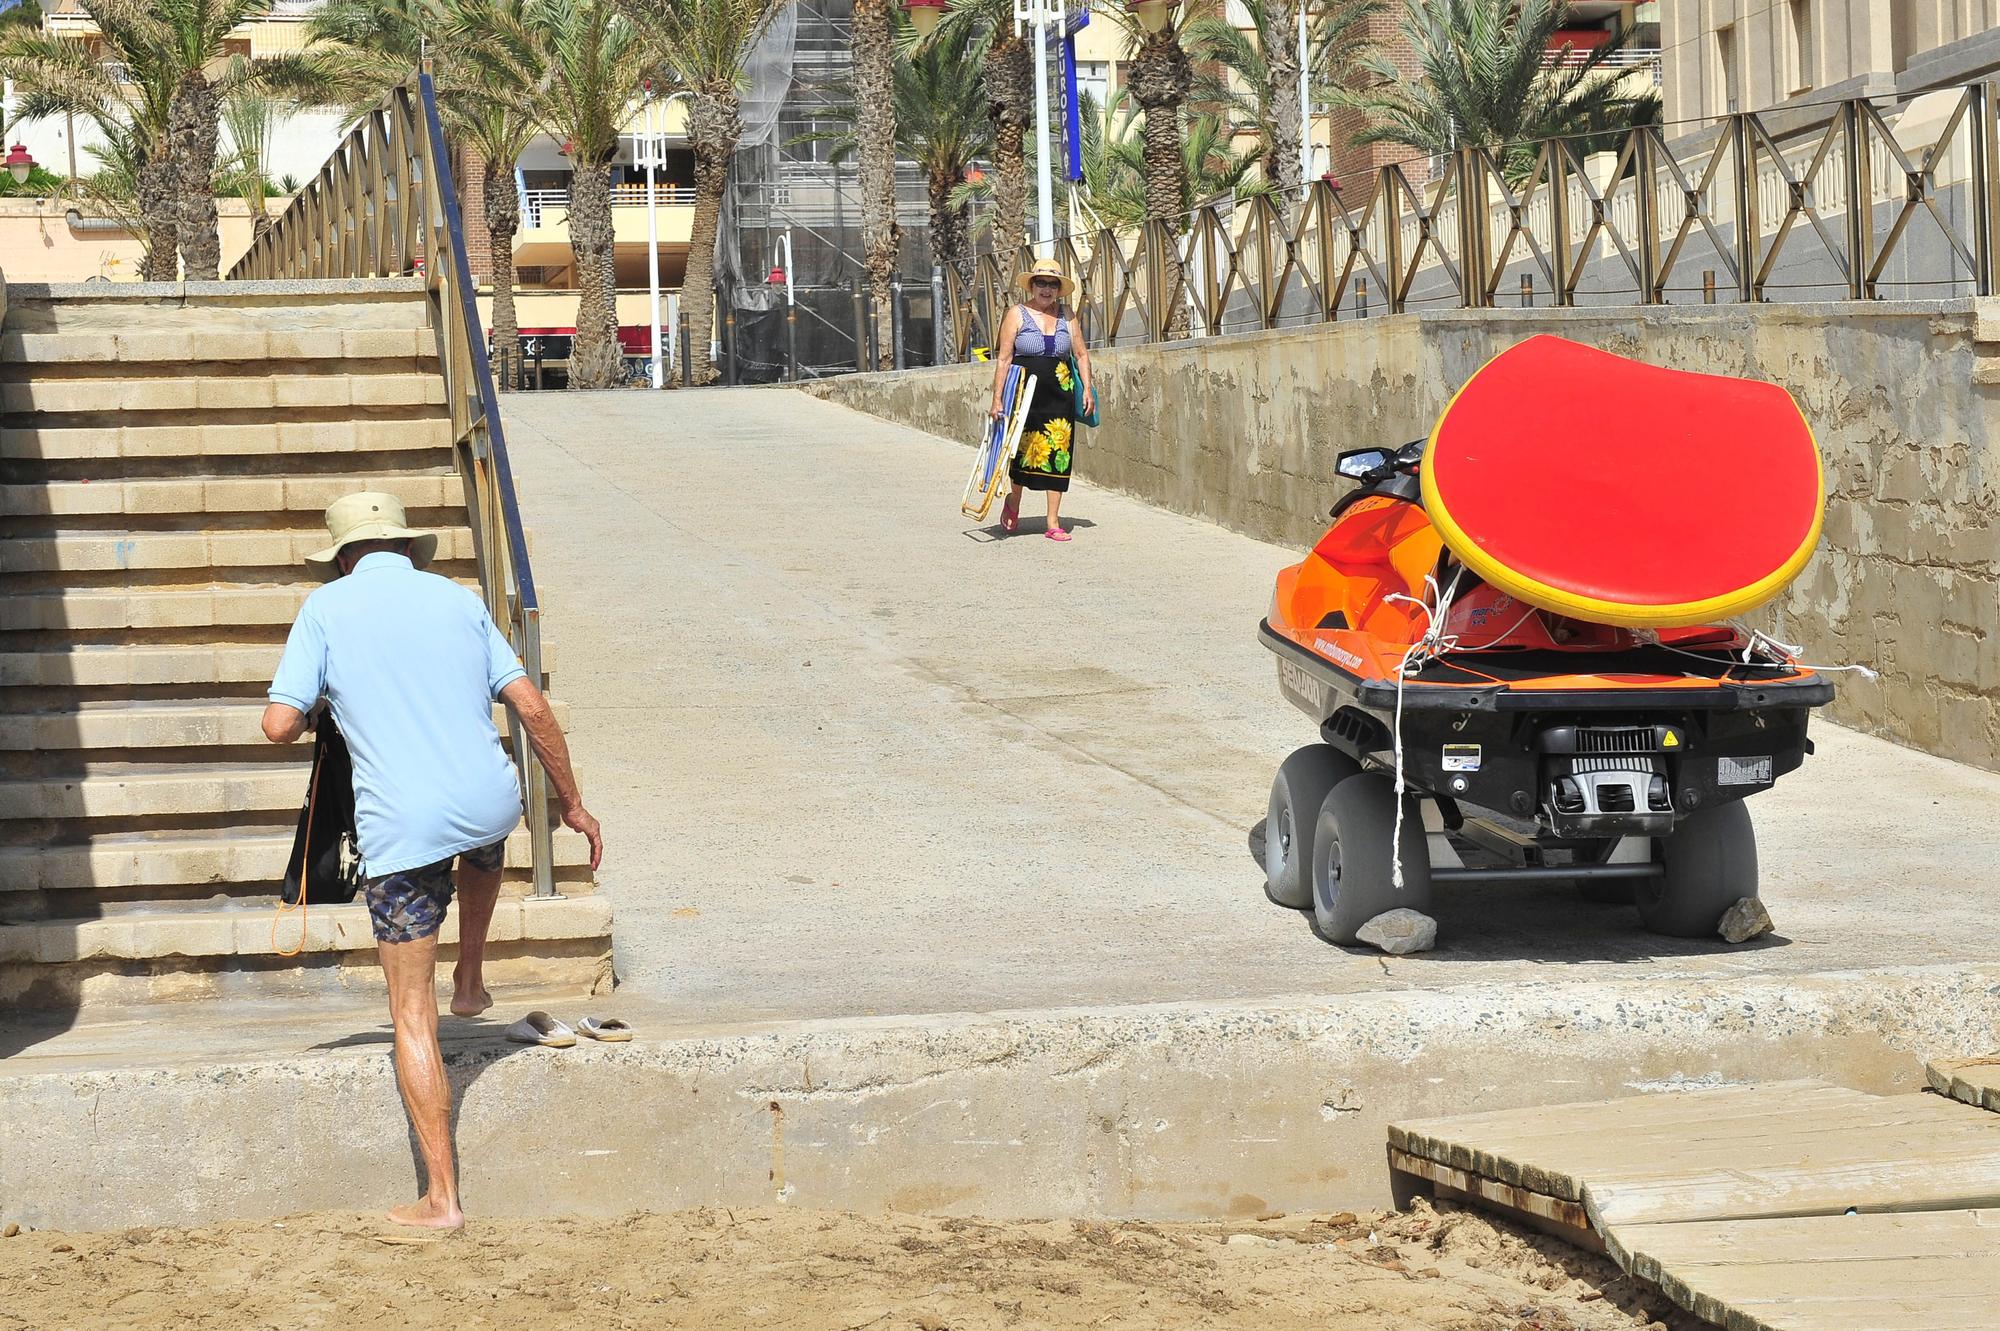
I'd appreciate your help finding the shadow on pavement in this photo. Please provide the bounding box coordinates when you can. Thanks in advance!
[1245,816,1793,966]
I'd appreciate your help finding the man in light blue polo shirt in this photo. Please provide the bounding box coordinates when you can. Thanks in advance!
[263,492,602,1232]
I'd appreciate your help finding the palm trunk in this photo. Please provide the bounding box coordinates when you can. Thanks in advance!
[566,159,621,389]
[1130,30,1193,339]
[927,165,969,357]
[1266,0,1305,227]
[169,72,222,281]
[136,151,180,281]
[683,93,743,387]
[484,158,522,392]
[852,0,900,371]
[982,34,1031,272]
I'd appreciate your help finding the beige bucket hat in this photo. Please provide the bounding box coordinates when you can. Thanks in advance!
[305,491,438,572]
[1014,257,1076,300]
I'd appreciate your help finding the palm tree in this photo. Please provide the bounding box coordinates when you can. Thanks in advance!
[1095,0,1201,337]
[936,0,1029,268]
[1077,90,1265,227]
[0,0,40,145]
[613,0,789,386]
[950,89,1263,231]
[159,1,329,278]
[308,0,541,387]
[526,0,652,391]
[1188,0,1379,221]
[1340,0,1661,185]
[218,87,284,244]
[849,0,899,370]
[1,5,180,277]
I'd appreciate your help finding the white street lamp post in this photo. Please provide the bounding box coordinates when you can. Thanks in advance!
[1298,4,1311,197]
[1015,0,1063,251]
[637,90,692,388]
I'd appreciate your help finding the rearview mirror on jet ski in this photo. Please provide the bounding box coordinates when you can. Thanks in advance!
[1336,448,1392,479]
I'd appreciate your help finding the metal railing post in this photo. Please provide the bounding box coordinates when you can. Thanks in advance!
[1635,130,1661,303]
[1732,113,1758,301]
[1549,143,1573,305]
[1842,99,1870,301]
[1380,169,1404,314]
[1974,80,2000,297]
[1457,148,1484,309]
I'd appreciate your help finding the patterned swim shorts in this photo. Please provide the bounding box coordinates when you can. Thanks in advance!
[363,840,506,944]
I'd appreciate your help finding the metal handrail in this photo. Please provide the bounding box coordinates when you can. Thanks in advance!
[227,72,559,898]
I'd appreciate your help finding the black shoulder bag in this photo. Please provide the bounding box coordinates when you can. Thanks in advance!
[283,714,363,906]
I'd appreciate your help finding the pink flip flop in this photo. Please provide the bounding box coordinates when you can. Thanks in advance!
[1001,492,1021,534]
[1046,525,1071,542]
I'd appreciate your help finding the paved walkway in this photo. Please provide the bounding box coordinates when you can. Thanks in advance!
[499,388,2000,1025]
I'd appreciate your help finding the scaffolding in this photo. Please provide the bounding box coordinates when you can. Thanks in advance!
[719,0,947,380]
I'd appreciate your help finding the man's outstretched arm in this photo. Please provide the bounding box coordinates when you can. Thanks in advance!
[498,676,603,870]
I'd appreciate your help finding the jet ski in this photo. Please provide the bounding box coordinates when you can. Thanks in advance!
[1259,336,1834,944]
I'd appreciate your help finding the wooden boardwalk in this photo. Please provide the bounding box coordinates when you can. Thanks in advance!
[1389,1071,2000,1331]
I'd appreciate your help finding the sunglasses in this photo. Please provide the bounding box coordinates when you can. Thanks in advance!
[1031,277,1061,289]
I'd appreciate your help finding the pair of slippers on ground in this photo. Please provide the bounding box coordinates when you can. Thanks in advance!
[503,1010,632,1047]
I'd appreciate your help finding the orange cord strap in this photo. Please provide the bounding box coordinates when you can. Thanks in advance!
[272,743,324,958]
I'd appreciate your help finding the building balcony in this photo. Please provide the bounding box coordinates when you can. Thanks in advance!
[1544,47,1663,86]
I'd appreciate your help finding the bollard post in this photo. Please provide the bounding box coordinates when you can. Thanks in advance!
[1357,276,1369,318]
[891,280,907,371]
[851,279,868,372]
[1703,270,1716,304]
[724,306,738,386]
[931,265,948,365]
[1520,272,1533,307]
[785,302,799,382]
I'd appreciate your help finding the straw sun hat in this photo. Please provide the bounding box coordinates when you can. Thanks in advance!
[305,491,439,572]
[1014,258,1076,300]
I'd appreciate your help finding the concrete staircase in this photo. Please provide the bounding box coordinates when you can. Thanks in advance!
[0,279,609,1008]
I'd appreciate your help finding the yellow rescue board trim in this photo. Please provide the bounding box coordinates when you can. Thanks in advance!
[1418,350,1826,630]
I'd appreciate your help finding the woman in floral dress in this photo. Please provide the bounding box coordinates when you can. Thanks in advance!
[988,259,1095,541]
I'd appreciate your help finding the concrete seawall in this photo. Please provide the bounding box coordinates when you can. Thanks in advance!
[801,302,2000,771]
[7,966,1997,1231]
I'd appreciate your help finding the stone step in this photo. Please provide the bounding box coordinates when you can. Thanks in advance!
[0,577,487,632]
[0,823,591,894]
[0,416,452,461]
[0,892,611,964]
[0,281,431,333]
[0,525,476,575]
[0,759,575,823]
[0,762,304,821]
[0,629,552,690]
[0,471,461,520]
[1,373,446,415]
[0,642,282,689]
[0,696,571,749]
[0,326,436,366]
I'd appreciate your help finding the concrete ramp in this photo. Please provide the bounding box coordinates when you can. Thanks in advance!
[1389,1081,2000,1331]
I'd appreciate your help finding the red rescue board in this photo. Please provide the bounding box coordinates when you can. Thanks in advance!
[1419,336,1825,628]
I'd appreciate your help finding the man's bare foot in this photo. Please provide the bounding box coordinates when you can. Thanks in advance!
[388,1195,464,1230]
[449,982,491,1018]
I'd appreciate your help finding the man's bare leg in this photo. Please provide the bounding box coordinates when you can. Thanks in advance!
[450,862,501,1018]
[379,934,464,1230]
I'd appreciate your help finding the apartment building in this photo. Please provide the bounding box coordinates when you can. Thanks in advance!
[1662,0,2000,123]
